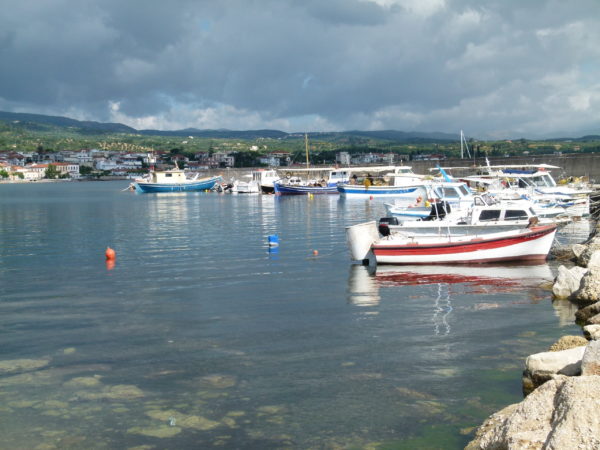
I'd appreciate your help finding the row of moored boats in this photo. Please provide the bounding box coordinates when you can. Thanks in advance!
[131,163,595,266]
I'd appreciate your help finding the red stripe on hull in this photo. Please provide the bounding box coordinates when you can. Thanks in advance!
[376,254,549,265]
[373,226,556,257]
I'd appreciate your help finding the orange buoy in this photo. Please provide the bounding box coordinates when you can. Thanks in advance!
[105,259,115,271]
[312,250,319,256]
[105,247,116,260]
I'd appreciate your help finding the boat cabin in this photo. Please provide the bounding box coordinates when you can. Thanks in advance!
[148,168,189,184]
[252,169,280,184]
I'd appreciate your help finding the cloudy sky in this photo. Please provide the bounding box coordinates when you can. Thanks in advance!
[1,0,599,138]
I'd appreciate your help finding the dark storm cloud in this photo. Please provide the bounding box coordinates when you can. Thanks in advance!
[0,0,599,137]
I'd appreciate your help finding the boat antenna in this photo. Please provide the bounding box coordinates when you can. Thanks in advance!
[305,133,310,169]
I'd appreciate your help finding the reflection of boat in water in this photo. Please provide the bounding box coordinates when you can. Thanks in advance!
[347,265,380,306]
[373,263,554,289]
[347,262,553,302]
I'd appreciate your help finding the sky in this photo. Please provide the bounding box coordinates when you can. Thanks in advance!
[1,0,599,139]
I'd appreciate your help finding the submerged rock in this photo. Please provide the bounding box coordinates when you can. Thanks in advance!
[467,376,600,450]
[146,409,221,431]
[0,358,50,375]
[197,374,236,389]
[127,425,182,438]
[63,376,102,388]
[75,384,144,400]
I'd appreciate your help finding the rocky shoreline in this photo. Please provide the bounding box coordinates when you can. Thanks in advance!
[467,223,600,449]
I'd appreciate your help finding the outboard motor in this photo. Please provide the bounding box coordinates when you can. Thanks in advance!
[378,217,399,236]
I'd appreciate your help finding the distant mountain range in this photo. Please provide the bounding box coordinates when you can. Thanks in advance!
[1,110,598,143]
[0,110,461,143]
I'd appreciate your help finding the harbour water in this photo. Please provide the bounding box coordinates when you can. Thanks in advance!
[0,181,586,449]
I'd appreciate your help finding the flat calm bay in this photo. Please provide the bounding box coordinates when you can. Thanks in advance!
[0,181,583,449]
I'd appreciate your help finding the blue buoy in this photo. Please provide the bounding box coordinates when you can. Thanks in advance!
[268,234,279,247]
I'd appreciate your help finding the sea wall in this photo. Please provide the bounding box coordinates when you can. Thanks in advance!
[202,153,600,182]
[408,153,600,181]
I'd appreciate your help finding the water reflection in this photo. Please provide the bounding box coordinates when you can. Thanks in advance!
[347,265,380,306]
[347,263,556,337]
[552,298,578,327]
[372,263,554,291]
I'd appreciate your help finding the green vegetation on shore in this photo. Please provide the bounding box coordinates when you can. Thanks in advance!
[1,112,599,166]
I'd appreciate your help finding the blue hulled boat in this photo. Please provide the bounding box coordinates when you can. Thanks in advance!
[134,168,222,193]
[274,182,338,195]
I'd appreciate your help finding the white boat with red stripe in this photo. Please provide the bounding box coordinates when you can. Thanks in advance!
[346,221,557,265]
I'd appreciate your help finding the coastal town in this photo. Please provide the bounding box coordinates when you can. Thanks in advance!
[0,148,400,181]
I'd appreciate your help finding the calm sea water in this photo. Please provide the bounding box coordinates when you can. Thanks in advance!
[0,181,585,449]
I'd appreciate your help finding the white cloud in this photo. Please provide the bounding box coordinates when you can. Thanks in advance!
[363,0,446,17]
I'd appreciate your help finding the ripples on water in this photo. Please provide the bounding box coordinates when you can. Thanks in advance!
[0,181,584,449]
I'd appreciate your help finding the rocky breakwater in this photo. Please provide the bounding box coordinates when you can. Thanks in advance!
[467,226,600,449]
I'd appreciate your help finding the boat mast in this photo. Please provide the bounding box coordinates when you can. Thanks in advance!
[305,133,310,169]
[460,130,471,159]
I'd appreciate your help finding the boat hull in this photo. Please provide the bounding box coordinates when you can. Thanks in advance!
[338,185,421,198]
[134,176,221,193]
[371,225,557,264]
[274,183,338,195]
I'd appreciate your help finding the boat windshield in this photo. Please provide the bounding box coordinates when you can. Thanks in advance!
[504,210,530,220]
[478,210,501,221]
[435,185,470,199]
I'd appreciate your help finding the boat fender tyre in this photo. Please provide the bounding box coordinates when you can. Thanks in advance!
[286,172,292,178]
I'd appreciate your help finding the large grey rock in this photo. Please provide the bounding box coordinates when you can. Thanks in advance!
[588,250,600,270]
[581,340,600,375]
[525,346,585,377]
[583,324,600,341]
[552,265,587,299]
[587,313,600,325]
[577,236,600,267]
[570,268,600,305]
[572,243,586,259]
[467,376,600,450]
[548,335,588,351]
[575,301,600,322]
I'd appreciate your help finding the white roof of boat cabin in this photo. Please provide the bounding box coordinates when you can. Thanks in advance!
[431,163,560,171]
[281,165,397,173]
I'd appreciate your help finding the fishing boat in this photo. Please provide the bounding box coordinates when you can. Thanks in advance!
[337,166,428,198]
[256,169,282,194]
[379,195,569,237]
[274,134,353,195]
[273,168,351,195]
[438,161,592,217]
[228,172,261,194]
[383,181,476,219]
[133,168,222,193]
[346,221,558,265]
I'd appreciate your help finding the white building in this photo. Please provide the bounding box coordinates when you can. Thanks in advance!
[336,152,351,165]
